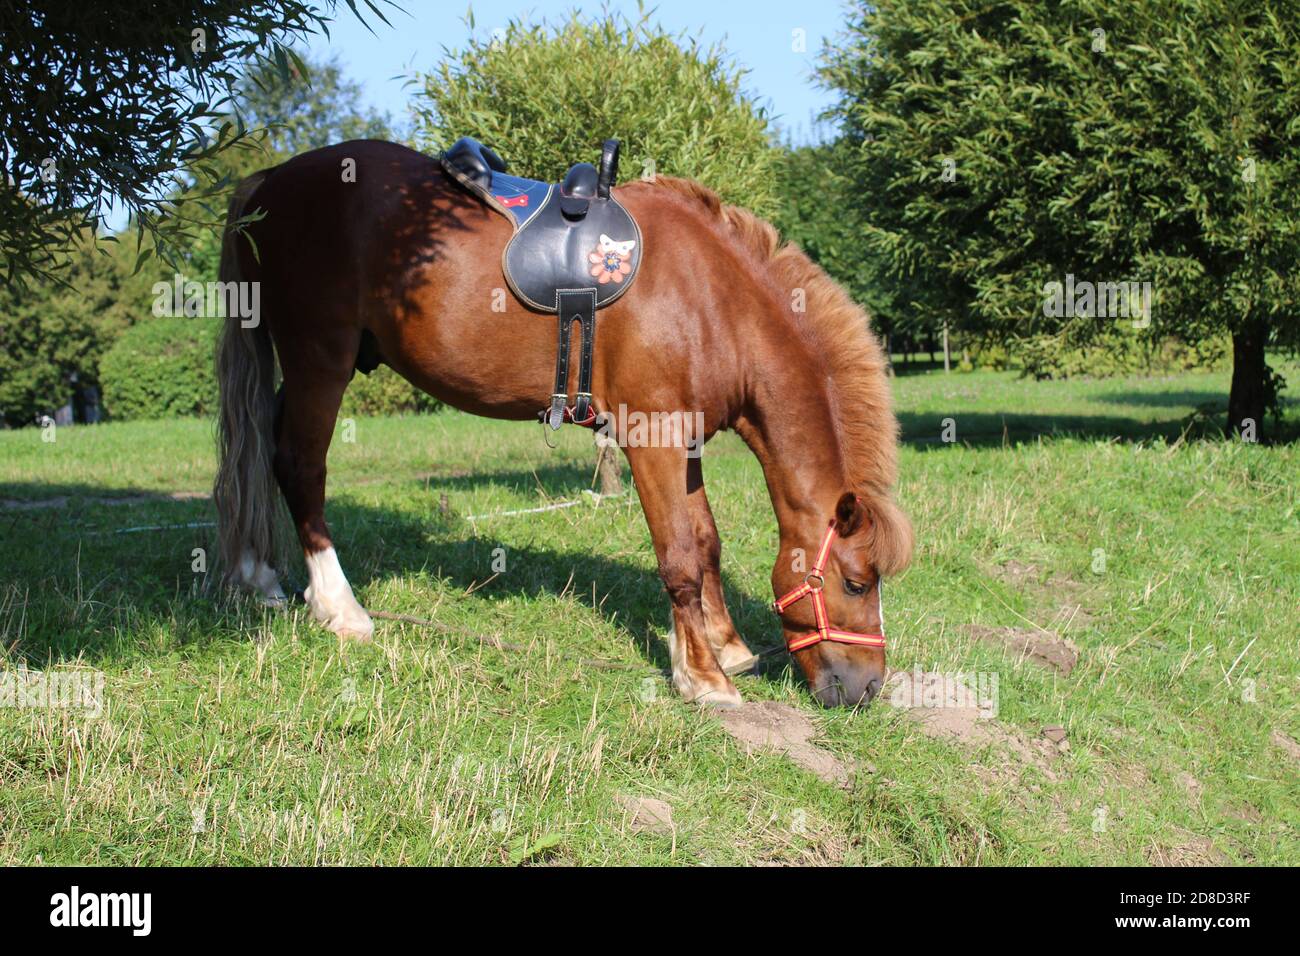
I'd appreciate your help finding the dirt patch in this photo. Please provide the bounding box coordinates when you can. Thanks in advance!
[1145,835,1230,866]
[1271,729,1300,766]
[719,701,851,787]
[1046,572,1089,596]
[991,560,1042,587]
[1109,761,1154,791]
[886,669,996,743]
[0,496,68,511]
[0,490,208,511]
[1226,802,1262,824]
[614,794,674,835]
[884,669,1062,780]
[1041,725,1070,753]
[1177,771,1203,803]
[986,561,1097,633]
[964,624,1080,675]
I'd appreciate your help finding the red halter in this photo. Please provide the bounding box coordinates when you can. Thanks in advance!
[773,520,886,653]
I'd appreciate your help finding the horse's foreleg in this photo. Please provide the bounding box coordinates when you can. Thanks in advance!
[626,446,741,708]
[273,375,374,641]
[686,458,758,675]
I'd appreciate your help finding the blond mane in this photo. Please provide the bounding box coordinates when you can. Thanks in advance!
[649,176,913,574]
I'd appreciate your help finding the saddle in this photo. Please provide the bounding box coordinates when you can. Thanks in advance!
[440,137,643,428]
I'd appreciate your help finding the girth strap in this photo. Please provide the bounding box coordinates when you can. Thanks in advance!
[544,288,598,429]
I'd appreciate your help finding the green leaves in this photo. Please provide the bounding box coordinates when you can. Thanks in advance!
[99,318,222,421]
[410,9,779,216]
[0,232,155,425]
[820,0,1300,400]
[0,1,398,288]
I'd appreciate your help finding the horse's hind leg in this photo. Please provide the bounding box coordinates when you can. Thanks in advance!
[274,371,374,641]
[686,458,758,675]
[626,445,741,708]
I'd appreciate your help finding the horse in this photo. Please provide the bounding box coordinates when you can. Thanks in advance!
[212,139,913,708]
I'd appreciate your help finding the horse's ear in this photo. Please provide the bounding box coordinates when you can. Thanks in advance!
[833,492,864,537]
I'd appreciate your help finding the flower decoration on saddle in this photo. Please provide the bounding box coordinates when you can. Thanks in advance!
[588,233,637,284]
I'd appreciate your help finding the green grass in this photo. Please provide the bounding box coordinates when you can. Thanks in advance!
[1,365,1297,865]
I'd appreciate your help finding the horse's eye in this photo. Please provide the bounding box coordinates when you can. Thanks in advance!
[843,578,867,596]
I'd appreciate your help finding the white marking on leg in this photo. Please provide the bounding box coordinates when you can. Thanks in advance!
[667,622,742,709]
[236,549,287,606]
[702,592,756,673]
[304,546,374,640]
[667,622,693,699]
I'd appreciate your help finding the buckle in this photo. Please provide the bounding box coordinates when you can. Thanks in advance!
[572,392,595,425]
[546,393,567,431]
[804,572,824,589]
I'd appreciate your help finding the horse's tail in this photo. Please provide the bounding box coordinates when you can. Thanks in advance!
[213,170,279,585]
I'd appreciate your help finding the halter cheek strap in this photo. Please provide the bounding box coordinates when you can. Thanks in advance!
[773,520,886,653]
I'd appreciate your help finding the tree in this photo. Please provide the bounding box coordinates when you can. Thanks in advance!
[0,0,392,287]
[412,9,780,215]
[0,236,152,426]
[770,139,930,358]
[0,53,397,426]
[821,0,1300,435]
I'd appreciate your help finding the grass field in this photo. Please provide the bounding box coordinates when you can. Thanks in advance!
[1,364,1297,865]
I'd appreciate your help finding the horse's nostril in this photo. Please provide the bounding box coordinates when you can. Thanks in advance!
[815,681,845,708]
[865,677,883,701]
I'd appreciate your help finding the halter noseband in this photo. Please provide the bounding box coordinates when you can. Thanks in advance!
[772,520,886,653]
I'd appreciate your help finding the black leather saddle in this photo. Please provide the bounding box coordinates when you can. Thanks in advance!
[441,137,643,428]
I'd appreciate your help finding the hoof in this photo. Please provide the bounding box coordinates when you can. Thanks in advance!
[235,551,287,606]
[717,639,760,676]
[259,588,289,610]
[721,653,760,676]
[333,622,374,643]
[317,609,374,643]
[687,680,743,710]
[303,547,373,642]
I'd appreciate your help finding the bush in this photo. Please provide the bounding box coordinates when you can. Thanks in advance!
[340,366,439,417]
[966,340,1013,371]
[413,9,780,216]
[1017,327,1230,380]
[100,318,219,420]
[0,234,151,426]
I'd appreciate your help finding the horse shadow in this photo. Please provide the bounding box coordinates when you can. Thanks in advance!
[0,468,788,683]
[325,464,785,675]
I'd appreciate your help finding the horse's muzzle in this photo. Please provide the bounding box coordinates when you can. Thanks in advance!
[812,672,885,708]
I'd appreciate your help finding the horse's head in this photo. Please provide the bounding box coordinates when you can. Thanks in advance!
[773,492,912,708]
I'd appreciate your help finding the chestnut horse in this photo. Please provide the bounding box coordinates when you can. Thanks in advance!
[212,140,912,708]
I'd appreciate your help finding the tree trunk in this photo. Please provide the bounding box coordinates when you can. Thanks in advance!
[1226,319,1269,440]
[942,322,951,373]
[595,437,623,496]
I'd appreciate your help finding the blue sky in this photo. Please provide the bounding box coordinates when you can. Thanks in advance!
[300,0,851,143]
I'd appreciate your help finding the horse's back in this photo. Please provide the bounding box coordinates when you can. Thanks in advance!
[233,139,747,423]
